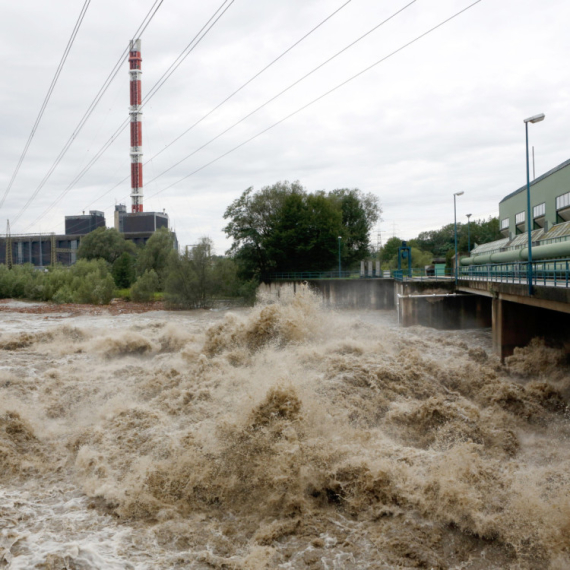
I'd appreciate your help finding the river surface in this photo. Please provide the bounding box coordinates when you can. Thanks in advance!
[1,288,569,569]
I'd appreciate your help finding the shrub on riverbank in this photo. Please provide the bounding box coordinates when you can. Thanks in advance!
[0,260,115,305]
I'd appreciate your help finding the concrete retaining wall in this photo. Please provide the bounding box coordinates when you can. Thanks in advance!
[259,279,395,310]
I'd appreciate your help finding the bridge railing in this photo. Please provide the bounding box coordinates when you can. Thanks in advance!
[266,270,362,280]
[458,258,570,288]
[392,267,454,282]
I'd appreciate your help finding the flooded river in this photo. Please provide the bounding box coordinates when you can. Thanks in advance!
[1,288,569,569]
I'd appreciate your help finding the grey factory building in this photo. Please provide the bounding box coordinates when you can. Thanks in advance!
[1,207,177,267]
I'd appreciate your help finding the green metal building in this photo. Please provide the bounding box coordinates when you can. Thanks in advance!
[462,157,570,266]
[499,158,570,237]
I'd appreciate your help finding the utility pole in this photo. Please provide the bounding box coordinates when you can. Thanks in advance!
[6,220,13,269]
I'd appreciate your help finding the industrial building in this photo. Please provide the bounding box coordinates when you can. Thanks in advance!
[498,157,570,237]
[0,209,176,267]
[1,38,178,268]
[462,157,570,266]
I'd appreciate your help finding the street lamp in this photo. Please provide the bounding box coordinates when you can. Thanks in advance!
[524,113,545,296]
[454,191,464,286]
[338,236,342,278]
[466,213,472,254]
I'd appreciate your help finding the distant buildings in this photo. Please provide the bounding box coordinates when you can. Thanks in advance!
[0,206,177,267]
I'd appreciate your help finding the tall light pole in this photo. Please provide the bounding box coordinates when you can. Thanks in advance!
[338,236,342,278]
[524,113,545,296]
[466,213,472,254]
[454,191,464,286]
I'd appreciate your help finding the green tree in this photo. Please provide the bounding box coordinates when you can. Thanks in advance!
[136,227,176,288]
[131,269,160,302]
[224,181,380,276]
[330,189,381,267]
[165,238,214,308]
[111,252,136,288]
[381,236,403,264]
[224,181,305,277]
[413,217,501,258]
[77,227,135,264]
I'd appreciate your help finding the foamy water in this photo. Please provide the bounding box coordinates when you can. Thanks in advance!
[1,288,569,569]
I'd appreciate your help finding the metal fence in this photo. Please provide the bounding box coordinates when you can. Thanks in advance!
[267,270,362,280]
[458,258,570,288]
[392,268,454,282]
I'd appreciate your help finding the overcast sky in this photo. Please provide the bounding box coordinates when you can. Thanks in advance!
[1,0,568,252]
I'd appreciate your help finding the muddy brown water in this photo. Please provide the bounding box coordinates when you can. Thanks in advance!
[0,288,569,569]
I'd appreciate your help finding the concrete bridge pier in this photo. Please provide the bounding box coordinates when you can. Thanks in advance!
[491,296,569,360]
[492,298,539,360]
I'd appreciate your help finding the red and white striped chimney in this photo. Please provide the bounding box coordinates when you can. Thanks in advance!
[129,39,143,213]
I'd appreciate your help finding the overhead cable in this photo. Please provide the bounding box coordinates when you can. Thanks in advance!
[12,0,165,227]
[0,0,91,211]
[146,0,483,202]
[144,0,418,187]
[27,0,236,232]
[74,0,354,213]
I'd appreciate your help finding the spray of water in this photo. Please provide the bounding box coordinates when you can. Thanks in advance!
[1,287,569,568]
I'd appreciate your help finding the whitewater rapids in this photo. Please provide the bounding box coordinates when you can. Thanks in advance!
[0,287,569,569]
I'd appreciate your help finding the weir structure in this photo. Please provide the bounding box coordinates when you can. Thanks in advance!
[129,39,143,214]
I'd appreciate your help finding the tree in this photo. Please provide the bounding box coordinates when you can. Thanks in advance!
[77,227,135,264]
[165,238,214,308]
[131,269,160,302]
[224,182,305,277]
[330,189,381,266]
[112,252,136,289]
[136,227,176,289]
[381,236,403,264]
[413,217,502,258]
[224,181,380,276]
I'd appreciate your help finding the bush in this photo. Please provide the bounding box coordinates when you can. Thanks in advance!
[0,260,115,305]
[112,253,136,288]
[131,269,160,302]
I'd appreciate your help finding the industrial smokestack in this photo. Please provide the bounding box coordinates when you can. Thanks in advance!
[129,39,143,213]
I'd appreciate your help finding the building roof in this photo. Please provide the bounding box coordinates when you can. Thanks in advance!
[499,157,570,204]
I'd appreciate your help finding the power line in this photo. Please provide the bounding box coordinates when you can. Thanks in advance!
[48,0,483,233]
[0,0,91,211]
[26,0,237,232]
[143,0,418,187]
[11,0,165,228]
[144,0,482,203]
[147,0,353,165]
[143,0,236,105]
[73,0,355,213]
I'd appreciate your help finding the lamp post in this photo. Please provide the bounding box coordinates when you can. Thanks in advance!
[466,213,472,254]
[524,113,545,296]
[338,236,342,278]
[454,191,464,286]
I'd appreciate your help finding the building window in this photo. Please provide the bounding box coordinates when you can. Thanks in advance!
[533,202,545,218]
[556,191,570,211]
[500,218,509,230]
[515,211,526,225]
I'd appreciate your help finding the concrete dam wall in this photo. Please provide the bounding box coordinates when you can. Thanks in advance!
[258,279,396,310]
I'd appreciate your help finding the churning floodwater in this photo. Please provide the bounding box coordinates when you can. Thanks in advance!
[1,287,569,569]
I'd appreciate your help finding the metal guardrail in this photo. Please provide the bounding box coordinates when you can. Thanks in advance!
[458,258,570,288]
[392,268,454,282]
[267,270,362,280]
[267,267,457,282]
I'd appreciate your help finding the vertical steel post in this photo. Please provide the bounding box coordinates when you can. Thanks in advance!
[525,121,533,296]
[338,236,341,278]
[454,195,458,286]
